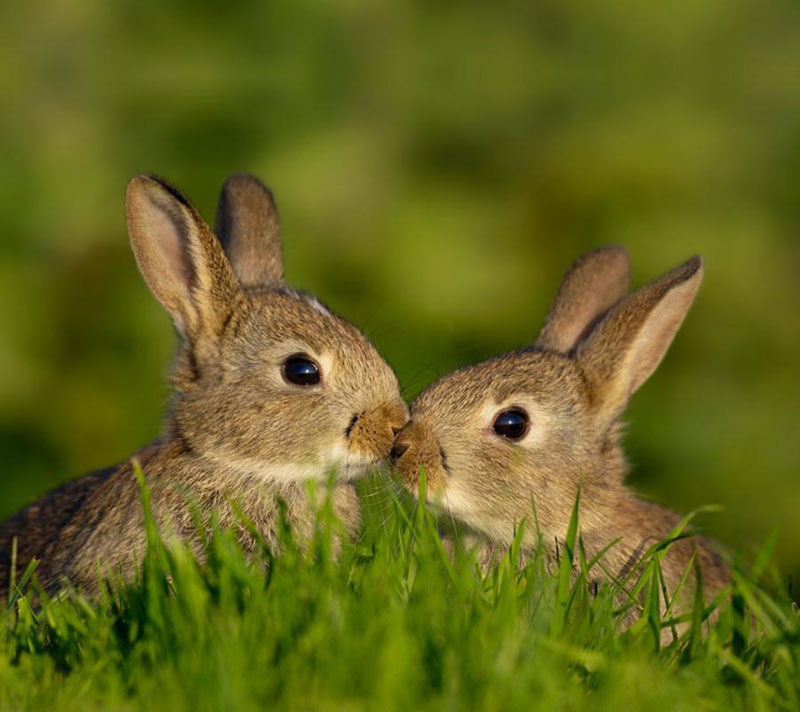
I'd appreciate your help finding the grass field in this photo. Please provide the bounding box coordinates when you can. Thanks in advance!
[2,471,798,712]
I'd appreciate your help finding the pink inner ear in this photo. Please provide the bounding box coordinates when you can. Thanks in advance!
[127,175,243,341]
[158,210,195,295]
[577,258,703,424]
[128,189,198,331]
[152,206,194,290]
[624,275,702,396]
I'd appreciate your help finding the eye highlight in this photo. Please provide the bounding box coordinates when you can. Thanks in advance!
[492,408,529,440]
[282,354,321,386]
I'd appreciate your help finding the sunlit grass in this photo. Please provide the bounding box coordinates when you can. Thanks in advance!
[1,469,798,711]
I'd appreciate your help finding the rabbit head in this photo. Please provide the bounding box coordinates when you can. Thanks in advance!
[392,247,704,547]
[126,174,408,483]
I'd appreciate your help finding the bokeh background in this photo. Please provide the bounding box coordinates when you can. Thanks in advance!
[1,1,798,590]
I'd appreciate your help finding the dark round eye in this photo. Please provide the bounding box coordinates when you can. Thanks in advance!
[493,408,529,440]
[282,354,321,386]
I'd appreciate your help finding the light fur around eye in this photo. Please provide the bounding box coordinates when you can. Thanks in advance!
[266,345,334,391]
[478,398,551,449]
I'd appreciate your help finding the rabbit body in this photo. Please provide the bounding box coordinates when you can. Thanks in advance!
[393,248,728,610]
[0,443,360,594]
[0,175,407,597]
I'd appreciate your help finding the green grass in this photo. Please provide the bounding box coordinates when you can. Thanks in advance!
[1,472,798,712]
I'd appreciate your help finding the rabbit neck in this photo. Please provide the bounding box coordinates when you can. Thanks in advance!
[136,438,362,548]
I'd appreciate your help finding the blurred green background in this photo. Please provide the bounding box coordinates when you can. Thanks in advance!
[1,1,798,588]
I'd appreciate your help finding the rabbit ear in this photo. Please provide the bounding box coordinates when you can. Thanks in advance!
[215,174,284,288]
[126,175,241,338]
[536,246,630,352]
[576,256,703,426]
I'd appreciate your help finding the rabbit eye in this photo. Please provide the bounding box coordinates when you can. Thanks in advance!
[492,408,529,440]
[282,354,321,386]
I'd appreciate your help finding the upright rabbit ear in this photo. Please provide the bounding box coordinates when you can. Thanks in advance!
[215,174,284,288]
[536,246,630,352]
[126,175,241,339]
[576,256,704,427]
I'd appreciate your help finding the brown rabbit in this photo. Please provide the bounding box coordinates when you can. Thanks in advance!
[0,174,408,597]
[392,247,728,612]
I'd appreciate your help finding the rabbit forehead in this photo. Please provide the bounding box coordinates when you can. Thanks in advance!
[245,289,366,351]
[232,288,398,389]
[413,349,585,421]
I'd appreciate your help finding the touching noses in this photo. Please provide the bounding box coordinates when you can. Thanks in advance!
[390,420,416,464]
[389,420,448,491]
[346,400,409,460]
[390,437,410,463]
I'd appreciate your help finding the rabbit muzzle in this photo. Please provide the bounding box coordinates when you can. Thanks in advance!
[341,399,409,478]
[390,420,449,497]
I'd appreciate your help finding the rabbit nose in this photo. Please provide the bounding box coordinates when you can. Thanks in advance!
[390,440,410,462]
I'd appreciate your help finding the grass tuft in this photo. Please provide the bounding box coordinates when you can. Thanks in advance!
[1,474,798,711]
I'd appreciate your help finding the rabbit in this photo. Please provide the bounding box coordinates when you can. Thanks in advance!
[391,247,728,613]
[0,174,408,597]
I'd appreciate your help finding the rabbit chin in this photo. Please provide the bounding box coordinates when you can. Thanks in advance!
[217,443,383,485]
[423,481,510,545]
[326,442,387,482]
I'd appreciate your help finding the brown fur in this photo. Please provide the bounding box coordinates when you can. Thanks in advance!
[392,248,728,616]
[0,175,407,597]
